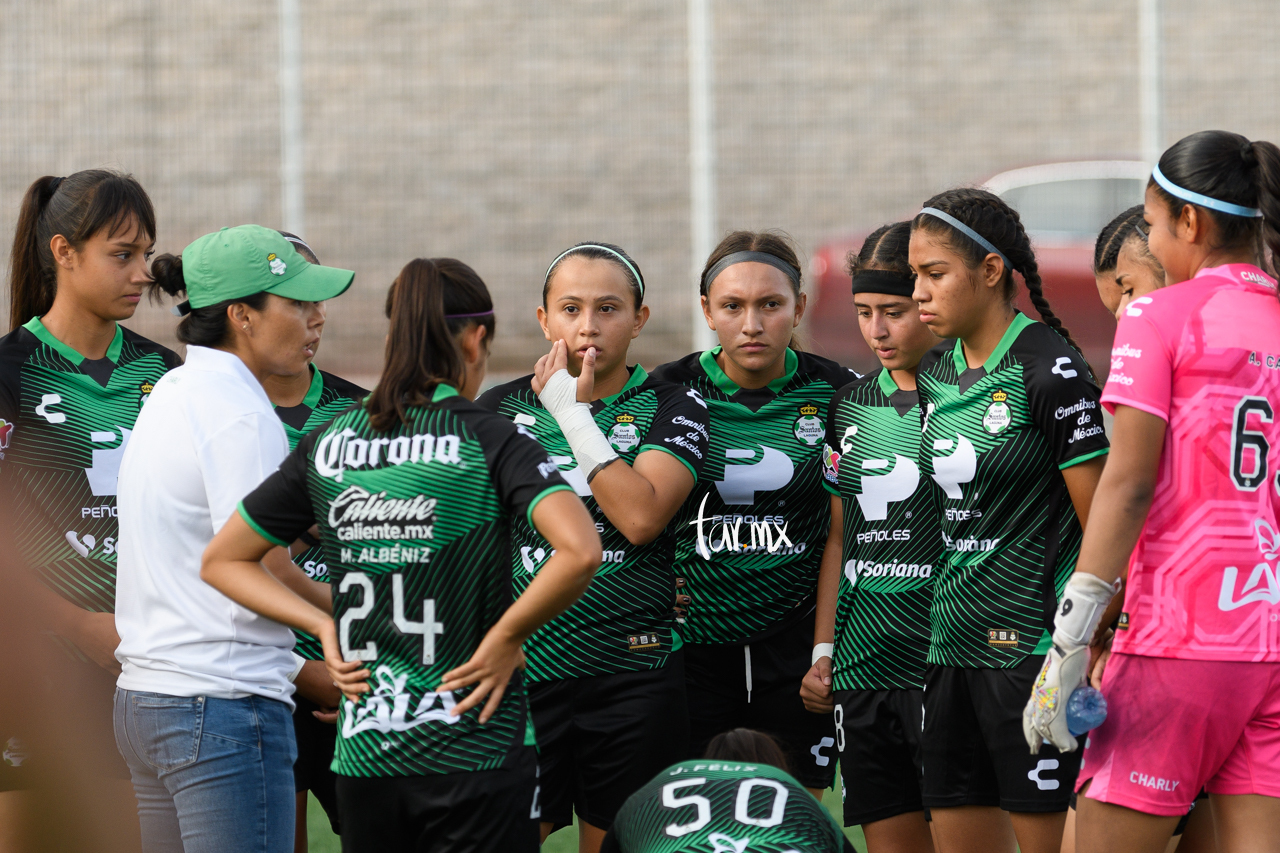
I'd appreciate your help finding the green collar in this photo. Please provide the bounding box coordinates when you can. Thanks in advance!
[698,346,797,396]
[876,368,899,397]
[24,316,123,366]
[598,364,648,406]
[431,383,460,403]
[301,365,324,409]
[951,312,1034,375]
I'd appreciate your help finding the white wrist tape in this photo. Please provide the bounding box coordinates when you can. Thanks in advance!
[811,643,834,665]
[1052,572,1121,649]
[538,368,618,480]
[288,652,306,683]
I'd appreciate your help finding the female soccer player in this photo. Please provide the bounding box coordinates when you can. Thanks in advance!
[477,242,708,852]
[1026,130,1280,853]
[202,256,602,853]
[0,170,181,851]
[652,231,854,796]
[261,232,367,851]
[114,225,353,852]
[908,189,1109,853]
[800,221,939,852]
[602,729,852,853]
[1093,206,1167,323]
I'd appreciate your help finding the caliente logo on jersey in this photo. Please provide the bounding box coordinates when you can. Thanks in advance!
[327,485,437,542]
[315,428,462,481]
[930,434,977,499]
[1218,518,1280,611]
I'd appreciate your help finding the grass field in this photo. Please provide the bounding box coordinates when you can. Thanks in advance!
[305,775,869,852]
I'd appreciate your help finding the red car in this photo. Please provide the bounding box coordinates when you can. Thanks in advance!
[806,160,1150,379]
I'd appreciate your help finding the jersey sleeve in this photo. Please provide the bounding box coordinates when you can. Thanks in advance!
[1025,342,1110,470]
[637,383,709,481]
[198,412,290,534]
[1101,309,1173,422]
[474,412,573,526]
[237,430,319,547]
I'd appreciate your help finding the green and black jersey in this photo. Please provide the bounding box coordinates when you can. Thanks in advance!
[476,366,708,681]
[609,759,847,853]
[275,366,368,660]
[0,317,181,612]
[821,369,937,691]
[917,314,1108,668]
[652,349,858,644]
[238,384,571,777]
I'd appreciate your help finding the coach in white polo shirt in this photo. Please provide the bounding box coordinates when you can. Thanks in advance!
[113,225,353,853]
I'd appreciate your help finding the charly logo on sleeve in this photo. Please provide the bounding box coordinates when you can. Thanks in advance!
[607,413,640,452]
[793,404,824,445]
[982,389,1011,435]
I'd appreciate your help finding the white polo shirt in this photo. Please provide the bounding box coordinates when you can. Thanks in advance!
[115,345,296,703]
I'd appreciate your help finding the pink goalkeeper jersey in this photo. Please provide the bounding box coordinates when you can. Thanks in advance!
[1104,263,1280,662]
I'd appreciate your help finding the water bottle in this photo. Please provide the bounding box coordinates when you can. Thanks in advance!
[1066,685,1107,737]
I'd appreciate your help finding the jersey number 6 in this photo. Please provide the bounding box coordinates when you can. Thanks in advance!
[1231,396,1274,493]
[338,572,446,665]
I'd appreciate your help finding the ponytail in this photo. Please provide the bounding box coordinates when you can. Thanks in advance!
[1250,141,1280,275]
[912,188,1081,353]
[7,170,155,331]
[366,258,495,432]
[145,253,268,347]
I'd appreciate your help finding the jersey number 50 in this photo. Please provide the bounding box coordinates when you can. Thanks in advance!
[661,777,789,837]
[338,572,445,665]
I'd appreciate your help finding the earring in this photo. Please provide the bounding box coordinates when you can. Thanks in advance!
[242,325,249,331]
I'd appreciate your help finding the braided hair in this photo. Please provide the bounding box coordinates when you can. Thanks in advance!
[1093,205,1145,275]
[848,221,912,278]
[913,187,1081,353]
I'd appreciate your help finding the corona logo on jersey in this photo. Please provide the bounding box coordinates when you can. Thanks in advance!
[793,404,824,445]
[0,418,13,459]
[1218,518,1280,611]
[315,428,462,481]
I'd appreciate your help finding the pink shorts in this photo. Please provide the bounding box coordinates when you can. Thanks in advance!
[1077,652,1280,815]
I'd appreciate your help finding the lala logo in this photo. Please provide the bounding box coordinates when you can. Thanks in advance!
[1218,518,1280,611]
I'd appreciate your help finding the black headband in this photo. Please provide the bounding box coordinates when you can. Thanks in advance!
[704,251,801,290]
[851,269,915,298]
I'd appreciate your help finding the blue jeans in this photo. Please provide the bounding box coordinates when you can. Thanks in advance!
[113,690,298,853]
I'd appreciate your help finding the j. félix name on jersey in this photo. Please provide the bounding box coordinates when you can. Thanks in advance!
[688,493,802,560]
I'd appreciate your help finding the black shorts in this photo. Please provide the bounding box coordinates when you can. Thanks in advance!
[335,745,539,853]
[531,653,688,830]
[293,695,340,833]
[684,612,838,789]
[922,656,1081,813]
[834,688,925,825]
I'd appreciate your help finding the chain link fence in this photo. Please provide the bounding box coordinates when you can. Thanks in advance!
[2,0,1277,383]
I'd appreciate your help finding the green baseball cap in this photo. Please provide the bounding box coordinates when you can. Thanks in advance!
[180,225,354,310]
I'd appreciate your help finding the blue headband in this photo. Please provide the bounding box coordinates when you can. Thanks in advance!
[546,244,644,296]
[1152,164,1262,219]
[917,208,1016,274]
